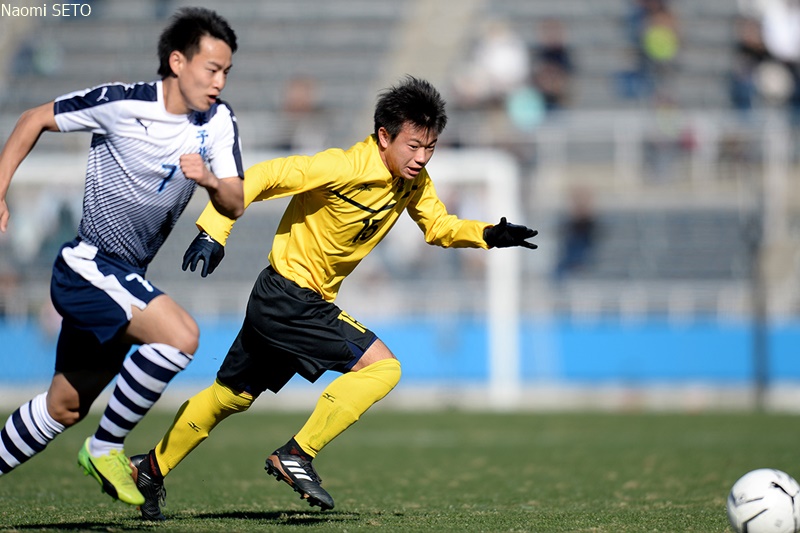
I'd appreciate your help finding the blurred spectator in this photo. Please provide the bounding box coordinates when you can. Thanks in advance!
[618,0,680,102]
[759,0,800,118]
[505,85,546,132]
[761,0,800,63]
[531,18,574,112]
[554,187,598,281]
[729,15,770,112]
[452,19,530,111]
[272,75,330,154]
[640,1,680,96]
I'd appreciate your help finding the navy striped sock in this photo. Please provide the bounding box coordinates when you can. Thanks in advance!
[0,393,64,475]
[92,344,191,453]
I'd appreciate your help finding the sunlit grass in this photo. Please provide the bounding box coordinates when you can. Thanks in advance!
[1,410,788,532]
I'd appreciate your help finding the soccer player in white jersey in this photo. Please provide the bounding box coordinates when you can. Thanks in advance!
[0,7,244,506]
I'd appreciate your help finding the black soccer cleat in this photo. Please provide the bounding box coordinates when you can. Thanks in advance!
[130,451,167,521]
[265,439,334,510]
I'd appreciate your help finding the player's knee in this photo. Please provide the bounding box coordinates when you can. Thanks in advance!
[352,338,396,371]
[169,319,200,355]
[363,358,402,390]
[212,379,255,414]
[385,358,402,388]
[176,334,199,356]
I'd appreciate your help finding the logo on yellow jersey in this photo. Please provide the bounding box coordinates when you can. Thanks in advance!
[338,311,367,333]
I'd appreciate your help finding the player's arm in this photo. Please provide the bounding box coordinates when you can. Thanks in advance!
[184,151,339,277]
[181,158,298,277]
[181,168,244,277]
[406,174,492,248]
[179,153,244,220]
[0,102,59,232]
[181,101,246,222]
[196,151,341,245]
[408,174,537,250]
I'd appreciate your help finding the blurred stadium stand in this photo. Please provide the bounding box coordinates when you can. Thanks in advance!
[1,0,797,316]
[2,0,800,410]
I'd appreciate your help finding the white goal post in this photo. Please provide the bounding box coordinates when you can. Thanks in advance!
[425,149,523,409]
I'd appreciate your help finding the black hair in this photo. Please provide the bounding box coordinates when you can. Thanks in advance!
[157,7,238,79]
[373,76,448,139]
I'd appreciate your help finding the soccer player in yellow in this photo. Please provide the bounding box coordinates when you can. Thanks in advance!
[130,76,537,519]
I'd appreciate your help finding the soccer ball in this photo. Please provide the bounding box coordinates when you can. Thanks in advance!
[727,469,800,533]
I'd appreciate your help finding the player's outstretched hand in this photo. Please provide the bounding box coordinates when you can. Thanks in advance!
[182,231,225,277]
[484,217,538,249]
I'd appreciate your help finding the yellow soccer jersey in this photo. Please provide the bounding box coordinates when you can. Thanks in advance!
[196,135,490,301]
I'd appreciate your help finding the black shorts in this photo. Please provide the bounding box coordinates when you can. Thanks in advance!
[216,266,377,395]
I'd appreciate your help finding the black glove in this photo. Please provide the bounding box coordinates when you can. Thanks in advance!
[484,217,538,249]
[182,231,225,277]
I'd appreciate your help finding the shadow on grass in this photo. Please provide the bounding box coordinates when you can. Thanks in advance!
[194,509,360,523]
[2,510,361,531]
[0,521,148,532]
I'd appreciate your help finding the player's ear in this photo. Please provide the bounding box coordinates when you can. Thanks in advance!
[168,50,185,77]
[377,127,391,149]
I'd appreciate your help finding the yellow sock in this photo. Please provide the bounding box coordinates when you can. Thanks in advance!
[294,358,401,457]
[154,379,254,476]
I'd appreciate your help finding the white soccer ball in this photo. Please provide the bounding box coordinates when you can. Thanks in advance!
[727,469,800,533]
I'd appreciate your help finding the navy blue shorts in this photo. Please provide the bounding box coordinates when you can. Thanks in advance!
[50,239,164,371]
[216,265,378,395]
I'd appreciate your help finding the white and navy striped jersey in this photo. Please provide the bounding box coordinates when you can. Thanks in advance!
[54,80,244,269]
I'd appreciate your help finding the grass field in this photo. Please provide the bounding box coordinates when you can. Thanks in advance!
[0,409,795,532]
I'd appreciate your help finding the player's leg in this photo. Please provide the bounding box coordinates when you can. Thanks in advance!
[0,315,121,476]
[43,238,188,504]
[130,378,256,521]
[0,391,65,477]
[292,340,400,457]
[86,295,197,473]
[257,271,401,510]
[57,328,144,505]
[146,319,280,477]
[0,317,119,477]
[153,379,256,476]
[93,293,198,448]
[0,369,113,477]
[130,309,283,520]
[56,249,197,504]
[266,342,400,511]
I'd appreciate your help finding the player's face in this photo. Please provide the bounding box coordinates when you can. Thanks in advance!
[378,123,438,180]
[168,35,233,114]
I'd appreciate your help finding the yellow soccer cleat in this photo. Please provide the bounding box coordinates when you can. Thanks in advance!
[77,437,144,506]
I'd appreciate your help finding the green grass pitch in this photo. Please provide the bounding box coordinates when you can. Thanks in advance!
[0,409,794,532]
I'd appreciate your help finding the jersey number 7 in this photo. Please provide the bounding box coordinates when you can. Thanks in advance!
[158,164,178,193]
